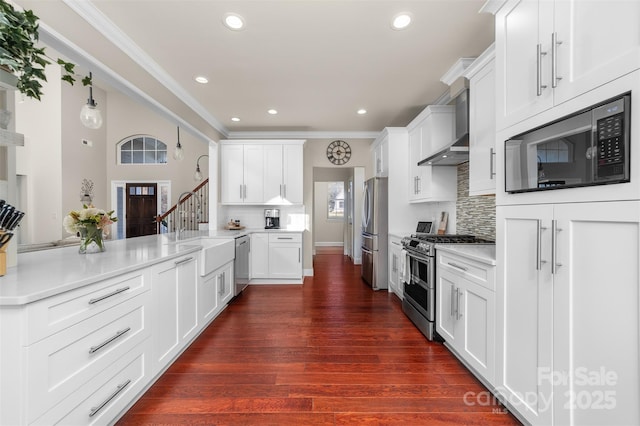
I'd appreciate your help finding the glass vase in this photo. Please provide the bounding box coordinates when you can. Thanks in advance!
[78,223,105,254]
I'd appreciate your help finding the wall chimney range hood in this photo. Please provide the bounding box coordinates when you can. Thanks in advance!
[418,81,469,167]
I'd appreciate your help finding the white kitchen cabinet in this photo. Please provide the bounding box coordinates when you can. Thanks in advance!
[250,232,270,279]
[217,260,235,306]
[250,232,303,282]
[265,142,304,205]
[221,140,304,205]
[497,201,640,426]
[371,136,388,177]
[407,106,457,203]
[387,235,403,299]
[465,45,496,196]
[268,233,302,280]
[436,250,495,387]
[151,254,198,373]
[494,0,640,130]
[220,143,265,204]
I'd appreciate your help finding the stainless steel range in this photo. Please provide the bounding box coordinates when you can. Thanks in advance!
[401,231,492,341]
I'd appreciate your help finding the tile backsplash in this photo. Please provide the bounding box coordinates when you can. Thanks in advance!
[456,162,496,241]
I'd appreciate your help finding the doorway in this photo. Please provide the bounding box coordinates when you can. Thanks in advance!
[125,183,158,238]
[112,180,171,240]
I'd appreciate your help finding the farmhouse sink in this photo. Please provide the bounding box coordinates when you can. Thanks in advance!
[177,238,235,276]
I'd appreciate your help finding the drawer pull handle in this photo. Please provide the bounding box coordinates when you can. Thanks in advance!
[447,262,468,271]
[277,237,293,240]
[174,256,194,266]
[89,379,131,418]
[89,327,131,354]
[88,286,130,305]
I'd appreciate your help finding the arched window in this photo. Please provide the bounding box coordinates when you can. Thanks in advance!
[117,135,168,164]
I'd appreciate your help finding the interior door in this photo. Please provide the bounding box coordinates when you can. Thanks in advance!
[126,183,157,238]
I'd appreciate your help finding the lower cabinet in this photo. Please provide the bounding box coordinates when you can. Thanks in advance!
[436,249,496,387]
[388,235,403,299]
[199,260,234,326]
[250,232,302,282]
[151,254,198,374]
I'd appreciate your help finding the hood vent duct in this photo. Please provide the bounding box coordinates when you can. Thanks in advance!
[418,80,469,167]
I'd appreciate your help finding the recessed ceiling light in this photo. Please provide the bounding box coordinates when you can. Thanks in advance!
[231,117,240,122]
[224,13,245,30]
[391,13,412,30]
[195,76,208,84]
[357,109,367,115]
[268,109,278,115]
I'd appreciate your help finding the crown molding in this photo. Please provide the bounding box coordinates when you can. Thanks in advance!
[226,130,379,140]
[440,57,476,86]
[60,0,229,138]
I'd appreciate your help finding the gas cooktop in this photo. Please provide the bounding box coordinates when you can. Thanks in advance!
[402,234,494,256]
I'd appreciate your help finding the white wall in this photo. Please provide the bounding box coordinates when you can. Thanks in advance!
[313,182,344,246]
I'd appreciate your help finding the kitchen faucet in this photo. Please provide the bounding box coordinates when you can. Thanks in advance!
[177,191,201,239]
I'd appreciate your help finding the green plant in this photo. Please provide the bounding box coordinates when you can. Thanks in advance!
[0,0,81,100]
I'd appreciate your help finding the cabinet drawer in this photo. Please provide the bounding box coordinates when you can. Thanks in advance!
[25,292,151,423]
[30,345,149,426]
[438,253,495,291]
[25,269,150,345]
[268,233,302,243]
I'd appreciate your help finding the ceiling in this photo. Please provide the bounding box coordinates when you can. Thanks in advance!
[14,0,495,139]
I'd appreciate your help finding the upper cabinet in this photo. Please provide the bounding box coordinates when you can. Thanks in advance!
[220,140,305,205]
[371,136,389,178]
[407,106,457,203]
[465,44,496,196]
[495,0,640,130]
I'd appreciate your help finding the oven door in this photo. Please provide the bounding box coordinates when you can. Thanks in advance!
[403,251,435,322]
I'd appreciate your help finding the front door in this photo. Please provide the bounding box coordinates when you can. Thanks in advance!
[126,183,157,238]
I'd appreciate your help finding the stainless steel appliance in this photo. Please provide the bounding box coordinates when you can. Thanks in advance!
[234,234,250,296]
[401,231,492,341]
[505,93,630,193]
[264,209,280,229]
[361,177,388,290]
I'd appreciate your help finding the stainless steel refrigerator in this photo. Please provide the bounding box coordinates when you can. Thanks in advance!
[361,177,388,290]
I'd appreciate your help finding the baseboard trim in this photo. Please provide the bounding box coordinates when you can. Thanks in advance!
[314,242,344,247]
[304,268,314,276]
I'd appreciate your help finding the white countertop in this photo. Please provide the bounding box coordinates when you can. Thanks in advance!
[435,244,496,266]
[0,228,304,306]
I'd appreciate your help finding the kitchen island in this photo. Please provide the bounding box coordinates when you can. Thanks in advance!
[0,228,302,425]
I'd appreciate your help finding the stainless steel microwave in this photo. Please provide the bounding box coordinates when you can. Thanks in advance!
[505,94,630,193]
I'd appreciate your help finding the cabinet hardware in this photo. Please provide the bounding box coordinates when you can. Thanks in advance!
[88,286,130,305]
[456,288,463,321]
[279,184,282,198]
[417,177,421,193]
[551,32,563,88]
[244,185,247,200]
[239,240,247,246]
[536,221,548,271]
[537,44,548,96]
[448,262,468,272]
[283,184,287,199]
[277,237,293,240]
[89,327,131,354]
[219,272,225,296]
[551,220,563,274]
[490,148,496,179]
[89,379,131,418]
[174,256,194,266]
[240,184,243,199]
[298,248,301,263]
[451,285,456,317]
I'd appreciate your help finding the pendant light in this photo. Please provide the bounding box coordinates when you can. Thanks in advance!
[173,126,184,160]
[194,154,209,181]
[79,72,103,129]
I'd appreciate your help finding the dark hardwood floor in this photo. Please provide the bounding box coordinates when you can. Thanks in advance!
[117,248,521,425]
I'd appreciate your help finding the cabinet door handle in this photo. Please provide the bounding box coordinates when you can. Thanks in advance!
[298,248,301,263]
[536,221,548,271]
[490,148,496,179]
[537,44,548,96]
[244,185,247,200]
[551,32,563,88]
[174,256,194,266]
[88,286,130,305]
[89,379,131,418]
[551,220,562,274]
[240,184,243,200]
[89,327,131,354]
[280,184,283,198]
[283,184,287,199]
[278,237,293,240]
[456,288,463,321]
[447,262,468,272]
[450,285,455,317]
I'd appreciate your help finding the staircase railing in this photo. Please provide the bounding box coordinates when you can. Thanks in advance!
[156,178,209,234]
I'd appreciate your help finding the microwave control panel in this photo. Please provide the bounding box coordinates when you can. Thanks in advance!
[596,113,625,179]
